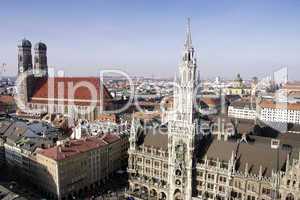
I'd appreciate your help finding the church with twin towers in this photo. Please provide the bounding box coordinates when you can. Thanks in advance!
[16,38,112,120]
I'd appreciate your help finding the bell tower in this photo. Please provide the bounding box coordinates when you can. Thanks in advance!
[34,42,48,77]
[167,18,198,200]
[17,38,33,105]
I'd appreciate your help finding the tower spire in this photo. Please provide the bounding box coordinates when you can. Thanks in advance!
[185,17,192,48]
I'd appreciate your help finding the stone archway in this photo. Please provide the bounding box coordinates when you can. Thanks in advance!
[286,193,295,200]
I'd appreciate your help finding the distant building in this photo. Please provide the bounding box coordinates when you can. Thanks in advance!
[228,98,257,120]
[258,100,300,124]
[199,96,222,115]
[223,74,252,96]
[282,82,300,93]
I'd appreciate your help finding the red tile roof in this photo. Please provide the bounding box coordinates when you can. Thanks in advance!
[259,100,300,111]
[38,136,111,161]
[197,97,221,107]
[30,77,112,106]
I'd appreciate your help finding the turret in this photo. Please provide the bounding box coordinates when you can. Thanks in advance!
[18,38,32,74]
[17,38,33,104]
[34,42,48,77]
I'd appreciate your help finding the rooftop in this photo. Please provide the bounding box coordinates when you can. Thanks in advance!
[2,119,62,152]
[142,127,168,150]
[38,133,120,161]
[30,77,112,106]
[230,98,256,109]
[259,99,300,110]
[199,135,293,178]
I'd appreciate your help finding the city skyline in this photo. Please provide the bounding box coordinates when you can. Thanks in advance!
[0,0,300,80]
[1,2,300,199]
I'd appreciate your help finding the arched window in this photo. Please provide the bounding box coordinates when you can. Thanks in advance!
[286,193,294,200]
[175,169,182,176]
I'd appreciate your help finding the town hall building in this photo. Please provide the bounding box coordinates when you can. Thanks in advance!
[126,20,300,200]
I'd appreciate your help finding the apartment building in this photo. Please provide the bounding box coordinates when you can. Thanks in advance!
[259,100,300,124]
[35,133,128,199]
[228,99,257,120]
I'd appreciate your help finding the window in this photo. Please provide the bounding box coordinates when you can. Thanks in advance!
[197,181,203,186]
[207,174,215,180]
[146,159,151,165]
[219,176,227,183]
[197,171,203,177]
[262,188,271,196]
[219,186,225,193]
[207,183,214,190]
[197,190,202,196]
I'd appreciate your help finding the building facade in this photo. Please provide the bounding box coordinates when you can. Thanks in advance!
[126,20,300,200]
[35,133,127,199]
[258,100,300,124]
[228,99,257,120]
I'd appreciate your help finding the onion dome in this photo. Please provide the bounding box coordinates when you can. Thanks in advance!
[34,42,47,51]
[18,38,32,48]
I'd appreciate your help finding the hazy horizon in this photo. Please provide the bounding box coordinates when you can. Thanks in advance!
[0,0,300,80]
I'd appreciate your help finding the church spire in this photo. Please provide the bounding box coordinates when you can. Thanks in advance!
[185,17,192,48]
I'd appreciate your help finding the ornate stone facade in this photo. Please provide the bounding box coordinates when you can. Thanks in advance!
[125,19,300,200]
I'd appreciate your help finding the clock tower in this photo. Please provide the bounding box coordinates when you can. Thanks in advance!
[167,18,198,200]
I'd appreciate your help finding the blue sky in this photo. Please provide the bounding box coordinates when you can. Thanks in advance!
[0,0,300,80]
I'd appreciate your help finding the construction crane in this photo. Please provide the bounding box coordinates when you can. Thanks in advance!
[0,62,6,80]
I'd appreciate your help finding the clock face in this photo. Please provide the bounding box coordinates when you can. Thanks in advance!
[19,66,24,73]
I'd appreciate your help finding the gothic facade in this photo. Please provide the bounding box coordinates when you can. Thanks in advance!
[125,20,300,200]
